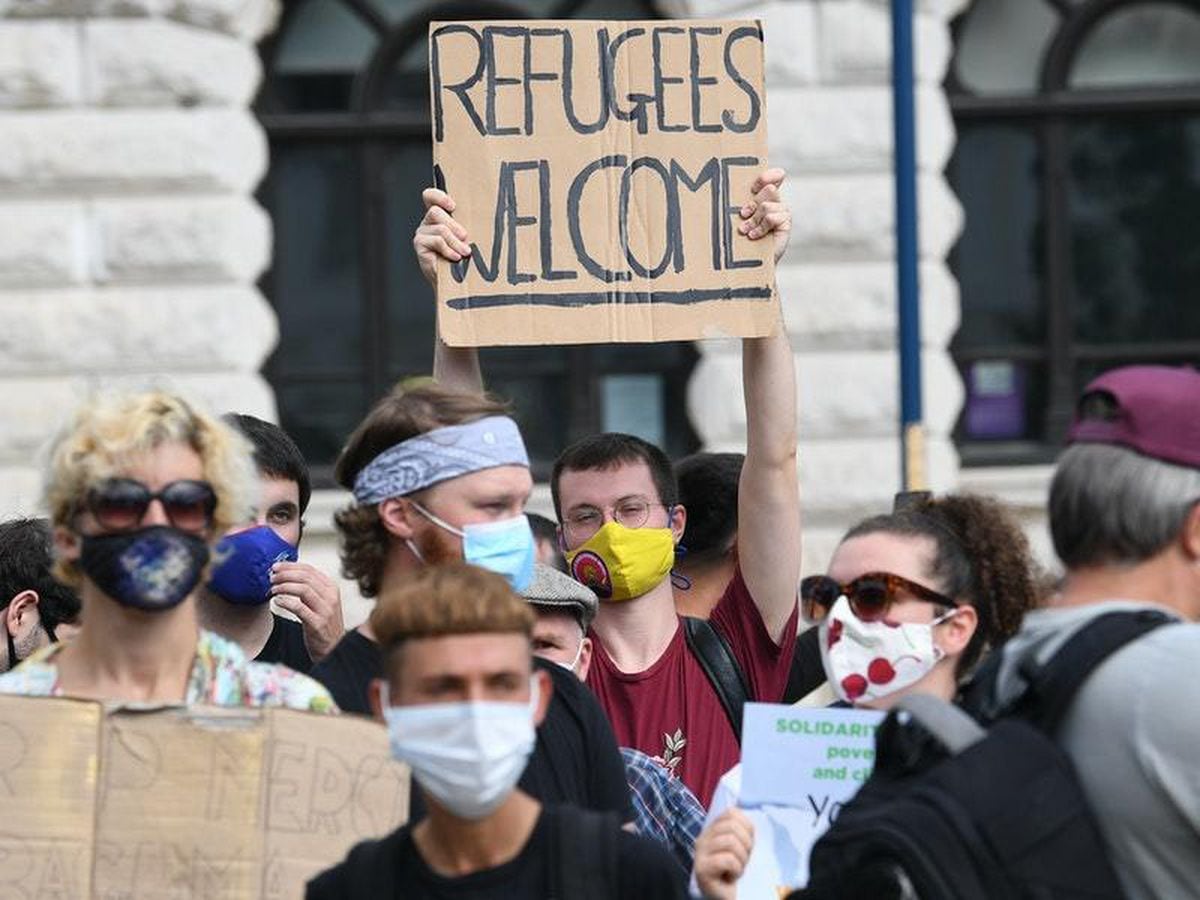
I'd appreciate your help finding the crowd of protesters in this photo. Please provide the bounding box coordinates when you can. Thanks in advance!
[1,166,1197,900]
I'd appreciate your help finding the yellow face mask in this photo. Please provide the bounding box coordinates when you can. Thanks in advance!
[565,521,676,602]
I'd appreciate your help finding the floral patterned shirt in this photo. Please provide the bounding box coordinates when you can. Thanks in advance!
[0,628,337,713]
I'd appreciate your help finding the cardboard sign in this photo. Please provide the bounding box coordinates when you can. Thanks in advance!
[0,696,409,899]
[719,703,884,892]
[429,20,779,346]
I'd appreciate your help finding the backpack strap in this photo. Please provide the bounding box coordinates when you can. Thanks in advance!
[892,693,987,754]
[1018,609,1173,733]
[548,807,619,900]
[682,616,751,742]
[962,609,1173,733]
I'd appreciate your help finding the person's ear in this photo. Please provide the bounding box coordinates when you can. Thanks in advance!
[937,605,978,659]
[532,668,554,726]
[378,498,418,540]
[5,590,38,636]
[576,637,593,682]
[367,677,388,723]
[1181,502,1200,562]
[669,504,687,543]
[54,525,80,564]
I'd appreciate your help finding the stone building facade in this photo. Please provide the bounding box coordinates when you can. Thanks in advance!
[0,0,1026,625]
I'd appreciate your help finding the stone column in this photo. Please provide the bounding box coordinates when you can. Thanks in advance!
[0,0,280,518]
[668,0,968,571]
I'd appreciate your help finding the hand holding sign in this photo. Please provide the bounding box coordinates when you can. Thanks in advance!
[694,808,756,900]
[741,168,790,262]
[415,188,471,284]
[415,169,790,292]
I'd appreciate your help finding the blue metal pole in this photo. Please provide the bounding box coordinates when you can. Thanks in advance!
[892,0,925,489]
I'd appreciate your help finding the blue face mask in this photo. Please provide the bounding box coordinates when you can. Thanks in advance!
[207,526,298,606]
[411,503,535,592]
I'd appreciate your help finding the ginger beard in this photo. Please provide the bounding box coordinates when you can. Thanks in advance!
[411,517,465,567]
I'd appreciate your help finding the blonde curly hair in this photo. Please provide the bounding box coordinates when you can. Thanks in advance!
[43,391,259,585]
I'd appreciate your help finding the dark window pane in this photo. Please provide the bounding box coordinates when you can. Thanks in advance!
[951,123,1046,349]
[277,381,367,469]
[383,141,438,381]
[1067,114,1200,344]
[488,373,570,472]
[268,0,378,111]
[378,37,431,110]
[265,143,364,378]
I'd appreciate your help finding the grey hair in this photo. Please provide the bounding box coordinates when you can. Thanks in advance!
[1050,444,1200,568]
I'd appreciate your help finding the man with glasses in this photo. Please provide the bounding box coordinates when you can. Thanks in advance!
[414,168,800,806]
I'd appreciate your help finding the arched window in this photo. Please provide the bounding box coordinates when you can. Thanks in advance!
[948,0,1200,464]
[256,0,700,480]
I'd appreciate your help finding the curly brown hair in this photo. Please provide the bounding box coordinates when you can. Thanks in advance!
[843,493,1040,676]
[333,380,510,597]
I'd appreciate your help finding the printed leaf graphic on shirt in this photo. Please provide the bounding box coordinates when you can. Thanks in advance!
[655,728,686,775]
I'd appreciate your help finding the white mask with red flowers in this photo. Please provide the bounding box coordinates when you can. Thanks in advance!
[818,596,957,704]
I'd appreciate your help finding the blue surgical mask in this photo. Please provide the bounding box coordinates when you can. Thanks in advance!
[411,502,535,592]
[207,526,298,606]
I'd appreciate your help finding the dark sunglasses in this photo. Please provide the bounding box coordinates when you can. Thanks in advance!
[86,478,217,533]
[801,571,956,623]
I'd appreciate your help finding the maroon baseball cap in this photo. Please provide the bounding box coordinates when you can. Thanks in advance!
[1067,365,1200,469]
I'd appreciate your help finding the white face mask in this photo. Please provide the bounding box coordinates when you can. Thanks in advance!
[819,596,956,704]
[381,678,539,820]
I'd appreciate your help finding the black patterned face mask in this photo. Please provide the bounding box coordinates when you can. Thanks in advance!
[79,526,210,612]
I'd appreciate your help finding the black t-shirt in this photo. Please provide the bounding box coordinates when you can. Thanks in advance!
[254,613,313,674]
[305,806,686,900]
[309,628,380,714]
[310,631,632,823]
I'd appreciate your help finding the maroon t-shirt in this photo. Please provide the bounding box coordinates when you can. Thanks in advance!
[585,568,797,807]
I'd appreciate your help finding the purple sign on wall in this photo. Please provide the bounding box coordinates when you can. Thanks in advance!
[964,361,1026,439]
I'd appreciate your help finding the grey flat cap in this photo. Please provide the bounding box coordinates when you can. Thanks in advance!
[521,563,598,632]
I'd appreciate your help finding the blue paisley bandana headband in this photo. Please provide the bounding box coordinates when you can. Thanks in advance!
[352,416,530,504]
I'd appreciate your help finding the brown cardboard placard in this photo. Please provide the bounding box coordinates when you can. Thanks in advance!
[262,710,410,899]
[430,20,778,347]
[0,697,408,899]
[0,695,99,898]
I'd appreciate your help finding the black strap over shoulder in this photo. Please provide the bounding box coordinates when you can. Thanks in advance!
[548,807,619,900]
[682,616,751,742]
[964,609,1173,734]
